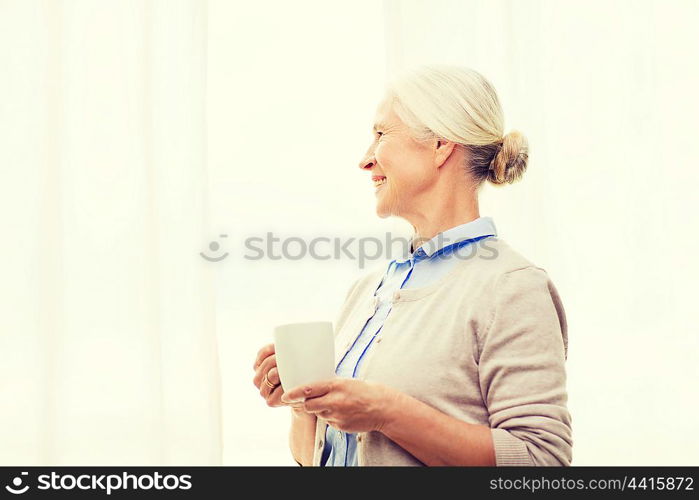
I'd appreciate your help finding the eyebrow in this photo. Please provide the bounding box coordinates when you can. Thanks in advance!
[373,121,388,132]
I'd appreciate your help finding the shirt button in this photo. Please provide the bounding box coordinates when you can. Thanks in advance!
[318,440,323,449]
[393,291,400,301]
[376,337,382,344]
[357,435,363,443]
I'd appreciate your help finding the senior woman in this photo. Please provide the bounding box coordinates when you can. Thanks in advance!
[252,65,572,466]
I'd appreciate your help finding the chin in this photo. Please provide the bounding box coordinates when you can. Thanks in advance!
[375,195,400,218]
[375,202,392,218]
[375,210,391,219]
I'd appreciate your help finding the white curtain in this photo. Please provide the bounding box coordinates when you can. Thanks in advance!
[0,0,386,466]
[383,0,699,465]
[0,0,221,464]
[4,0,694,467]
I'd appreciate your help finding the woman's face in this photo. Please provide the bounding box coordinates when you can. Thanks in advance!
[358,96,437,218]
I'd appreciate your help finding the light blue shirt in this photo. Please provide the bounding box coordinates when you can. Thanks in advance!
[321,216,498,466]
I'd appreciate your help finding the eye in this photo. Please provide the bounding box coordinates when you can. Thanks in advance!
[375,131,384,138]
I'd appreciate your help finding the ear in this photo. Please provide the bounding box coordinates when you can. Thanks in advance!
[434,139,457,168]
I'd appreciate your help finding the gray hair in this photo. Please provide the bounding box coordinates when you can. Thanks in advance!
[385,65,528,186]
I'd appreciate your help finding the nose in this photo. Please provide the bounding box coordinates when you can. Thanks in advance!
[358,143,375,171]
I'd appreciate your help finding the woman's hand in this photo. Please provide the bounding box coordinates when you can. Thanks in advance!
[252,343,313,417]
[281,378,401,434]
[252,343,286,408]
[254,344,318,466]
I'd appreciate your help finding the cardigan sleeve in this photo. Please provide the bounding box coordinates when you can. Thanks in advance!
[476,266,573,466]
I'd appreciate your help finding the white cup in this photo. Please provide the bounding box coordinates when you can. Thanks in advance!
[273,321,335,393]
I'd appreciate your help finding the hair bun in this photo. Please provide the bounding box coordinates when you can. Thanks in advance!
[487,130,529,185]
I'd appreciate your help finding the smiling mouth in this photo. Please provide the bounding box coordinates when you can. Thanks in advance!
[373,176,387,189]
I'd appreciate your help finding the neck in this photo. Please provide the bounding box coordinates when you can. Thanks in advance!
[407,190,480,249]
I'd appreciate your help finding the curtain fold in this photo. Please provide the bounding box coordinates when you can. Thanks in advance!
[0,0,221,465]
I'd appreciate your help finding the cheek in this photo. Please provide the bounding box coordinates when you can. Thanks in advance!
[376,142,414,180]
[384,157,430,191]
[374,141,392,170]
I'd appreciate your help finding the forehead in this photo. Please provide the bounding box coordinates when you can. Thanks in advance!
[372,97,400,130]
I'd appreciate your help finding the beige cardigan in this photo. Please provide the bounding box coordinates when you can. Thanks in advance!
[312,236,572,466]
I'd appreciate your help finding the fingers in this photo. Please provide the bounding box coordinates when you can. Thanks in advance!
[302,394,332,414]
[288,401,307,412]
[253,343,275,370]
[260,367,281,399]
[252,354,276,389]
[283,379,334,403]
[253,343,286,409]
[265,384,285,408]
[259,377,273,399]
[260,366,283,398]
[267,366,280,386]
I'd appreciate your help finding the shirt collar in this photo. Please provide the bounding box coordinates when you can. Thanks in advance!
[394,216,497,264]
